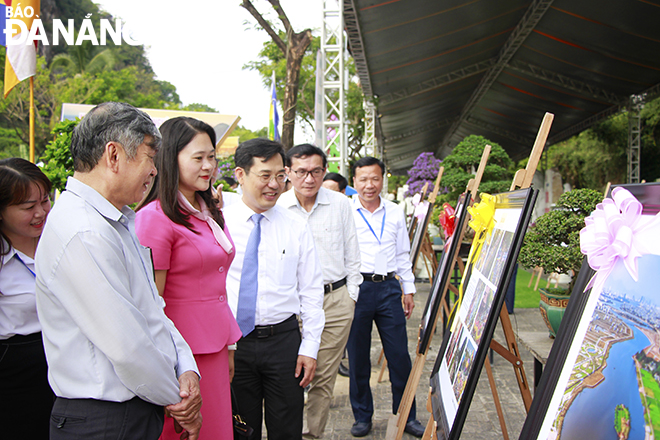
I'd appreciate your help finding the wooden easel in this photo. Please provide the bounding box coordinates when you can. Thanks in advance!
[420,112,555,440]
[377,167,444,383]
[385,148,491,440]
[485,112,553,439]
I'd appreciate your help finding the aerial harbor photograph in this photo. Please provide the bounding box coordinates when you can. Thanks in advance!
[546,255,660,440]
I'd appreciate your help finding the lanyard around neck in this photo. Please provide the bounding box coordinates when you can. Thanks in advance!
[358,206,386,245]
[14,253,36,278]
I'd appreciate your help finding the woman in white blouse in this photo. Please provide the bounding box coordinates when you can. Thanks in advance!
[0,158,54,438]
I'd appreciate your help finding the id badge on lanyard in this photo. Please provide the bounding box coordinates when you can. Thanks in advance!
[358,208,388,275]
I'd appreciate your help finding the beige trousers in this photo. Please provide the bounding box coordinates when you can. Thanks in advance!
[305,284,355,438]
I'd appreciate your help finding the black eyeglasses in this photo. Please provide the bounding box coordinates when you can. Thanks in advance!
[291,168,325,179]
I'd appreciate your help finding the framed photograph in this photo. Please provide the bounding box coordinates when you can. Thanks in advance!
[429,188,538,440]
[410,201,434,269]
[418,192,472,354]
[519,182,660,440]
[408,214,418,240]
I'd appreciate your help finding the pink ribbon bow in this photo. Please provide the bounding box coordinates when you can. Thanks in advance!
[580,187,660,294]
[412,193,429,220]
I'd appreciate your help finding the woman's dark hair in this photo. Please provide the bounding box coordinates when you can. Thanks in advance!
[137,117,224,231]
[0,158,52,258]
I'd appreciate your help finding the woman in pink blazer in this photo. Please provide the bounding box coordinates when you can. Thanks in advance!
[136,117,241,440]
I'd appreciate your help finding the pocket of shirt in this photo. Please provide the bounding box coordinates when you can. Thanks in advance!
[278,255,298,287]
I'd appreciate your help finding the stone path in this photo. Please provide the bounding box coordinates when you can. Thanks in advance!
[271,282,551,439]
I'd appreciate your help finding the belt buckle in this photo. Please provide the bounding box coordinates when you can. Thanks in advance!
[256,326,272,338]
[371,274,382,282]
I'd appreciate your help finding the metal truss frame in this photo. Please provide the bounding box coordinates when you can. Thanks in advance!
[628,95,642,184]
[322,0,347,176]
[439,0,556,151]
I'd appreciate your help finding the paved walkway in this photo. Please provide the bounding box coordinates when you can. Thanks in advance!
[299,281,551,440]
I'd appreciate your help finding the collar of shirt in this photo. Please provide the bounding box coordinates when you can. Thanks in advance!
[1,239,17,265]
[65,177,135,228]
[352,194,385,215]
[279,187,332,214]
[233,198,276,225]
[1,239,34,268]
[0,239,40,337]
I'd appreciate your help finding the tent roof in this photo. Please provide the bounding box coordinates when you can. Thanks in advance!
[344,0,660,172]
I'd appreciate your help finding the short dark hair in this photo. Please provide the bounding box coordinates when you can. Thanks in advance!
[285,143,328,168]
[71,102,161,172]
[323,172,348,191]
[234,138,285,173]
[353,156,385,176]
[222,176,237,187]
[0,158,52,259]
[137,117,224,231]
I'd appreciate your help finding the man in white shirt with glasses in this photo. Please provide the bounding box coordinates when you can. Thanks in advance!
[279,144,361,438]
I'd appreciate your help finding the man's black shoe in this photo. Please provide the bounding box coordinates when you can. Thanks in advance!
[404,419,425,438]
[338,361,350,377]
[350,421,372,437]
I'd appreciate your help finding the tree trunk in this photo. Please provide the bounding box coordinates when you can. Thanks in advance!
[240,0,312,151]
[281,29,311,150]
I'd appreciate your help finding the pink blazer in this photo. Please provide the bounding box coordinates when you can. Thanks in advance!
[135,200,242,354]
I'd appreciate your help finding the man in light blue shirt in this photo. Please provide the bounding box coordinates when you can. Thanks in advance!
[347,156,425,438]
[35,102,201,440]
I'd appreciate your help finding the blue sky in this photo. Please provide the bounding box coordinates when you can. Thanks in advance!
[604,254,660,307]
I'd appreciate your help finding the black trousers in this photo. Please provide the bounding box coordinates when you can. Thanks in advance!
[347,278,416,423]
[233,319,304,440]
[50,396,164,440]
[0,332,54,439]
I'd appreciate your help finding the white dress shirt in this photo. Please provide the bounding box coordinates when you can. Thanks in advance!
[224,199,325,359]
[0,243,41,339]
[221,191,241,209]
[35,177,198,406]
[278,187,362,301]
[352,196,416,294]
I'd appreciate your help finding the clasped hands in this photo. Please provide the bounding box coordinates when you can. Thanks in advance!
[165,370,203,440]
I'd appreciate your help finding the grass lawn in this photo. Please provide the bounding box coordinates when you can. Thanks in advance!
[513,267,542,309]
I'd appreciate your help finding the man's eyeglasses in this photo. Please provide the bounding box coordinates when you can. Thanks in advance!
[248,171,288,184]
[291,168,325,179]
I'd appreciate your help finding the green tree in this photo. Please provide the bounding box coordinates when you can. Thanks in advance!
[231,125,268,142]
[518,188,603,293]
[547,127,626,191]
[546,96,660,190]
[439,135,513,205]
[39,119,78,192]
[245,36,366,160]
[0,55,58,158]
[50,42,115,76]
[182,103,217,113]
[240,0,313,149]
[0,127,25,160]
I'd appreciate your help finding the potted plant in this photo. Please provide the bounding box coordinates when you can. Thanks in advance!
[518,188,603,337]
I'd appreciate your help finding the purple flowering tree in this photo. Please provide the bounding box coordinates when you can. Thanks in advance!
[216,157,235,179]
[405,152,442,197]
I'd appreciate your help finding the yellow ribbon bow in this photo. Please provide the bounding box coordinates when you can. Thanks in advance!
[450,193,497,332]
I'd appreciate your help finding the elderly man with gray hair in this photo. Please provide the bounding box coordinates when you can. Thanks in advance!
[35,102,201,440]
